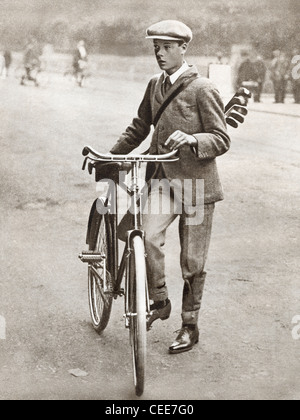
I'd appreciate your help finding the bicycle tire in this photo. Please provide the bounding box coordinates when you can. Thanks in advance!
[35,71,50,87]
[88,210,114,334]
[128,235,147,397]
[14,66,25,81]
[80,72,93,88]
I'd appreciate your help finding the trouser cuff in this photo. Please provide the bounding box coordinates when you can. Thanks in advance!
[181,310,199,325]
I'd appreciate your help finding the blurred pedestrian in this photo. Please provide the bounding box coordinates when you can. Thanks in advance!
[1,49,12,79]
[236,52,258,97]
[3,50,12,77]
[207,51,229,78]
[270,50,290,103]
[252,55,267,102]
[0,51,5,79]
[290,48,300,104]
[213,51,228,65]
[72,40,88,87]
[21,38,42,86]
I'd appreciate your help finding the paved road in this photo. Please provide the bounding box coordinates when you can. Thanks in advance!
[0,76,299,400]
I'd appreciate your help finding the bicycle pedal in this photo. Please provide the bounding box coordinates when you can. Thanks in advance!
[78,251,104,263]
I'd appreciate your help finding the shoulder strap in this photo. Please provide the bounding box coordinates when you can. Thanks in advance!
[153,74,198,127]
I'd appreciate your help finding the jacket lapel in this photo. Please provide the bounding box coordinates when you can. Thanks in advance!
[152,65,199,119]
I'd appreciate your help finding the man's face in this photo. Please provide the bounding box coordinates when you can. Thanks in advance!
[153,39,187,75]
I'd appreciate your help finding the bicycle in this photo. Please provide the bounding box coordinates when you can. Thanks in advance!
[64,61,91,88]
[15,61,49,88]
[79,146,179,397]
[78,87,251,397]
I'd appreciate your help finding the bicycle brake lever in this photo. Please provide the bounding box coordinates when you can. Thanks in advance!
[82,157,89,171]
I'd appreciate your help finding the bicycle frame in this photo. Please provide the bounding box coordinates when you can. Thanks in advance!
[100,161,150,327]
[80,150,179,291]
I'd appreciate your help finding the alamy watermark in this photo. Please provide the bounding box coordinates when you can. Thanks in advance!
[96,173,205,226]
[0,315,6,340]
[292,55,300,81]
[292,315,300,340]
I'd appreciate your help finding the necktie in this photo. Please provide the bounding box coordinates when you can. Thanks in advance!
[162,75,172,96]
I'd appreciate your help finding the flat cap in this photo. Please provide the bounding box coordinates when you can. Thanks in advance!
[146,20,193,43]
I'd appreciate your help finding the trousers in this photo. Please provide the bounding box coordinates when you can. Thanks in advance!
[273,79,288,103]
[118,179,215,325]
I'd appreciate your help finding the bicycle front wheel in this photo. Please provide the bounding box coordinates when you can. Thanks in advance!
[14,66,25,82]
[128,235,147,397]
[88,211,113,334]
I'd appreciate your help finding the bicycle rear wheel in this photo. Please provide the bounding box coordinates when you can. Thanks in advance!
[128,235,147,397]
[35,70,50,87]
[88,210,114,334]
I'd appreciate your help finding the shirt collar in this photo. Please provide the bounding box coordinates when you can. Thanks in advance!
[164,61,189,85]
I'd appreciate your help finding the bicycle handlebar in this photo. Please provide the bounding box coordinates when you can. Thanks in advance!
[82,145,179,162]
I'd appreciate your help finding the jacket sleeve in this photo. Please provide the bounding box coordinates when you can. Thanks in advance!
[110,80,153,154]
[193,85,231,160]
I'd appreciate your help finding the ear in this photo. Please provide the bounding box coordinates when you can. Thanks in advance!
[180,42,188,54]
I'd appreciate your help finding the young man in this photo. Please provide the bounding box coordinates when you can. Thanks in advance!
[110,20,230,354]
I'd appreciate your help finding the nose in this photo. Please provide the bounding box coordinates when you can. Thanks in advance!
[156,49,163,58]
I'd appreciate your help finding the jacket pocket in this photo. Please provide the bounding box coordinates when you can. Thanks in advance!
[174,104,196,120]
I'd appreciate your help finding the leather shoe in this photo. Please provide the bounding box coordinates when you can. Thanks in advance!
[169,325,199,354]
[147,299,171,331]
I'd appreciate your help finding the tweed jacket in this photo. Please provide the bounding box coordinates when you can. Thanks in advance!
[110,65,230,204]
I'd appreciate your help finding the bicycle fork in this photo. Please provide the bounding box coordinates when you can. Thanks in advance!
[123,233,151,329]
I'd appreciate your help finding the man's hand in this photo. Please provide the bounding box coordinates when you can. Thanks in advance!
[164,130,197,150]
